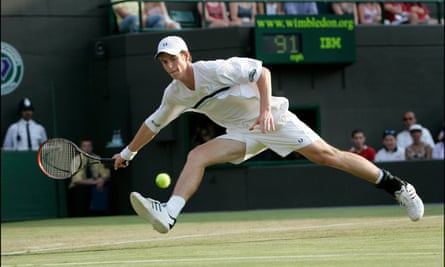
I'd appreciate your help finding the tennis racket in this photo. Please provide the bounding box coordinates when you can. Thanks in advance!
[37,138,117,180]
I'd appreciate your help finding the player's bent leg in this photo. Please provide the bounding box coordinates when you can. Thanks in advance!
[172,138,246,201]
[131,138,246,233]
[297,139,424,221]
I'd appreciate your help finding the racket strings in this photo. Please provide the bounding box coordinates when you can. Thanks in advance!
[40,140,81,178]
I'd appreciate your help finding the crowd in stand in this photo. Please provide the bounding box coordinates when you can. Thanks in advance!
[347,111,443,162]
[109,1,440,33]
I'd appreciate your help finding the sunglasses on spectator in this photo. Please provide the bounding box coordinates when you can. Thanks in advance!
[384,129,396,135]
[383,130,397,138]
[403,117,414,121]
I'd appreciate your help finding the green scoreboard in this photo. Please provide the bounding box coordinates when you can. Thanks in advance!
[255,15,355,64]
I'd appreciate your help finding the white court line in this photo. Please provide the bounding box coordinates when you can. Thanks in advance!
[1,252,441,267]
[2,215,442,256]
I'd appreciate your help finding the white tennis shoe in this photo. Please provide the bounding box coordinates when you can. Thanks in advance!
[129,192,176,233]
[395,183,424,221]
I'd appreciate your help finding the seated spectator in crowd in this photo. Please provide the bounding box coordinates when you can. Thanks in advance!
[358,2,382,25]
[258,2,284,15]
[406,2,438,24]
[432,141,444,159]
[432,126,444,159]
[229,2,257,26]
[111,0,147,33]
[348,129,376,162]
[383,2,416,25]
[396,111,435,149]
[283,2,319,15]
[331,2,359,24]
[111,0,179,33]
[67,139,111,217]
[197,2,234,28]
[437,126,444,142]
[405,124,433,160]
[375,130,406,162]
[3,97,47,151]
[144,2,181,29]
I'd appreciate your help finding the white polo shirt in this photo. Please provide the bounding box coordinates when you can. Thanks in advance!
[145,57,288,133]
[375,147,406,162]
[2,119,47,151]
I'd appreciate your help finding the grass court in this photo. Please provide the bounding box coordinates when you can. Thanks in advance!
[1,204,443,267]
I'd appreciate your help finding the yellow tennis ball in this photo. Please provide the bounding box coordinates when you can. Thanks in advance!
[155,173,171,189]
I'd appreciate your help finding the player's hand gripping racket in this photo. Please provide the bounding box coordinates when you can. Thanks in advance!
[37,138,121,180]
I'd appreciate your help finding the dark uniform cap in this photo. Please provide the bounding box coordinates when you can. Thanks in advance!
[18,97,34,112]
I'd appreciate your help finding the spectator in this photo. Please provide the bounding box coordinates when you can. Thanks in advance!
[283,2,318,15]
[406,2,438,24]
[405,124,432,160]
[258,2,284,15]
[348,129,376,162]
[3,97,47,151]
[331,2,359,24]
[375,130,406,162]
[111,0,145,33]
[358,2,382,25]
[111,0,179,33]
[432,140,444,160]
[396,111,435,149]
[144,2,181,29]
[229,2,257,26]
[436,125,444,142]
[67,139,111,217]
[197,2,234,28]
[383,2,416,25]
[432,126,444,159]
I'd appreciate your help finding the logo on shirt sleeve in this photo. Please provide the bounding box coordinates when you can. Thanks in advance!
[248,69,257,82]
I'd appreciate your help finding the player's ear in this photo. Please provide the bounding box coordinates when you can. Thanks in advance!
[183,51,192,62]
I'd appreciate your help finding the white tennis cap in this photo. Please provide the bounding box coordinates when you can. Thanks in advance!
[155,36,188,58]
[409,124,422,132]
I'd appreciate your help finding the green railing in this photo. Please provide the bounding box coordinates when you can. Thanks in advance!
[99,0,444,34]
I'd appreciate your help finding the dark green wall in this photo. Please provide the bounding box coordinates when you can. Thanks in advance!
[1,0,109,144]
[186,160,443,212]
[1,151,66,221]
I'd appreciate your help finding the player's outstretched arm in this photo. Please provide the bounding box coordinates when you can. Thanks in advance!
[113,123,157,170]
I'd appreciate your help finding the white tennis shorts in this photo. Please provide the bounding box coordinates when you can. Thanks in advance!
[217,110,321,164]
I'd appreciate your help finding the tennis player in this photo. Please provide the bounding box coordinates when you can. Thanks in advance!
[113,36,424,234]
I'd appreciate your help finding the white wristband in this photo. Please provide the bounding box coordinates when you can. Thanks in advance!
[120,146,137,161]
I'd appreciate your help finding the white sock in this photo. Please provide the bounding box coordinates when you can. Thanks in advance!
[375,169,384,184]
[166,195,185,218]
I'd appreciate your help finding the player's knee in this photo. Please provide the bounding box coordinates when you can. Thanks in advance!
[305,147,340,166]
[187,146,211,166]
[310,154,333,166]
